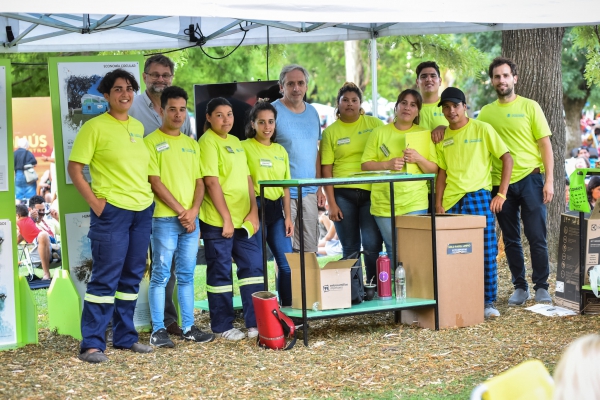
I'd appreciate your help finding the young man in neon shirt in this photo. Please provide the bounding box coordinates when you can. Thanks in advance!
[477,57,554,306]
[435,87,513,319]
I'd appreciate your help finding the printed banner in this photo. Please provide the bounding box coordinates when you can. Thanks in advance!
[56,61,140,184]
[0,220,17,346]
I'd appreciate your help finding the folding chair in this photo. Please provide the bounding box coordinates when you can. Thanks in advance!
[17,241,61,281]
[470,359,554,400]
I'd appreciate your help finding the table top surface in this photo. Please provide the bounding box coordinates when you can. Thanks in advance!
[258,173,435,187]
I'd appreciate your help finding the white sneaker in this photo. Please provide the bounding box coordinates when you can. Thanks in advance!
[215,328,245,341]
[247,327,259,339]
[484,303,500,319]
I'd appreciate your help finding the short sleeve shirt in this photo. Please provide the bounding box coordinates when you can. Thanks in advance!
[436,119,509,210]
[241,138,290,201]
[69,112,153,211]
[419,103,448,131]
[320,115,384,190]
[361,123,437,217]
[477,96,551,185]
[145,129,202,217]
[199,130,250,228]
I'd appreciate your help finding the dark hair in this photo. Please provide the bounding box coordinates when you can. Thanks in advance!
[588,176,600,208]
[28,195,45,207]
[97,68,139,94]
[245,101,278,142]
[488,57,518,79]
[144,54,174,74]
[16,204,29,218]
[160,86,188,109]
[204,97,233,132]
[334,82,364,118]
[394,89,423,125]
[416,61,441,78]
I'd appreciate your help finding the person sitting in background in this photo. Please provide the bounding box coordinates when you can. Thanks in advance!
[574,156,590,170]
[554,334,600,400]
[577,146,590,160]
[587,176,600,211]
[317,207,343,256]
[16,204,52,280]
[28,195,60,241]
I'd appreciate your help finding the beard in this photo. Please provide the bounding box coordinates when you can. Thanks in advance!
[495,84,514,98]
[148,83,167,94]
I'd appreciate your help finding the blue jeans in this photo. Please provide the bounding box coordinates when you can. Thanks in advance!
[375,209,427,259]
[255,197,293,306]
[149,217,200,333]
[332,188,383,283]
[493,173,549,291]
[15,170,36,202]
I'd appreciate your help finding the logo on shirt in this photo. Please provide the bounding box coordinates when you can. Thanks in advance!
[463,138,482,144]
[357,129,373,135]
[274,156,285,161]
[181,147,196,154]
[507,113,525,118]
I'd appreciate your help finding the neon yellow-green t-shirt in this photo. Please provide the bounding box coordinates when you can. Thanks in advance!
[69,112,153,211]
[321,115,384,190]
[145,129,202,217]
[242,138,290,200]
[199,129,250,228]
[419,103,448,131]
[436,119,509,210]
[477,96,551,185]
[361,123,437,217]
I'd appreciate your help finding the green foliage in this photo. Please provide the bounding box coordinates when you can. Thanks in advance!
[562,28,594,101]
[5,53,55,97]
[572,26,600,86]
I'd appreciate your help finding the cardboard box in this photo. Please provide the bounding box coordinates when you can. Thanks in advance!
[395,214,486,329]
[286,253,357,311]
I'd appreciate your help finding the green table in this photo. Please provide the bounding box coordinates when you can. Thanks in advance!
[258,173,440,345]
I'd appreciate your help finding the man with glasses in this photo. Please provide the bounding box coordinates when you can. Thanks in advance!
[130,54,193,138]
[130,54,192,339]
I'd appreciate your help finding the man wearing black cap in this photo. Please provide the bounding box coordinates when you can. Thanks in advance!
[477,57,554,307]
[435,87,513,319]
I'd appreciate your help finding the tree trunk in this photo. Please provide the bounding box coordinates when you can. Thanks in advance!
[344,41,365,89]
[564,96,587,155]
[502,28,566,266]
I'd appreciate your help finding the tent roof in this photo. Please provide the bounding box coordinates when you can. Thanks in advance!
[2,1,600,52]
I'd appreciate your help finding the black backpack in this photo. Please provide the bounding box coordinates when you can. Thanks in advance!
[343,251,364,304]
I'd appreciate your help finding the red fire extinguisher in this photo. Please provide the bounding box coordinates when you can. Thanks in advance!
[377,252,392,300]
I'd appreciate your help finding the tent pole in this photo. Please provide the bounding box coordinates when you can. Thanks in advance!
[370,36,378,118]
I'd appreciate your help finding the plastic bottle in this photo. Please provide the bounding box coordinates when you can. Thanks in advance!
[376,252,392,300]
[395,262,406,302]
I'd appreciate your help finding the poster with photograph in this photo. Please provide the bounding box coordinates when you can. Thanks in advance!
[65,212,150,330]
[0,66,8,192]
[56,61,140,184]
[0,220,17,346]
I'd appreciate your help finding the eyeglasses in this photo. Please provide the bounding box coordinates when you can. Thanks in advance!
[145,72,173,80]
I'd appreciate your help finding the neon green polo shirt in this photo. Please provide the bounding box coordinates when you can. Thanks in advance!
[321,115,384,190]
[199,129,250,228]
[145,129,202,217]
[361,123,437,217]
[69,112,153,211]
[241,138,290,201]
[419,103,448,131]
[477,96,551,185]
[436,119,509,210]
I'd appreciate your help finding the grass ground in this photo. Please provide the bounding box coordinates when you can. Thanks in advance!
[2,257,599,399]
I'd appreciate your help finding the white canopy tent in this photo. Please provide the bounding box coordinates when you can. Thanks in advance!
[2,1,600,113]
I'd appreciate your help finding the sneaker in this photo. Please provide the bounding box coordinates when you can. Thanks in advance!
[247,327,259,339]
[181,326,215,343]
[508,288,531,306]
[215,328,246,341]
[484,303,500,319]
[535,288,553,304]
[149,328,175,348]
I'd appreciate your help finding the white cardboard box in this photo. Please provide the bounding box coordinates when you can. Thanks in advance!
[286,253,357,311]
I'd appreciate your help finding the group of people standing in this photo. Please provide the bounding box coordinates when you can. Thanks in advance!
[68,53,554,364]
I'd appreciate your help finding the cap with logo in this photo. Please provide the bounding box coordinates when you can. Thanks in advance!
[438,87,466,107]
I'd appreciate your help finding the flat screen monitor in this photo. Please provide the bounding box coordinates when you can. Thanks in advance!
[194,80,280,141]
